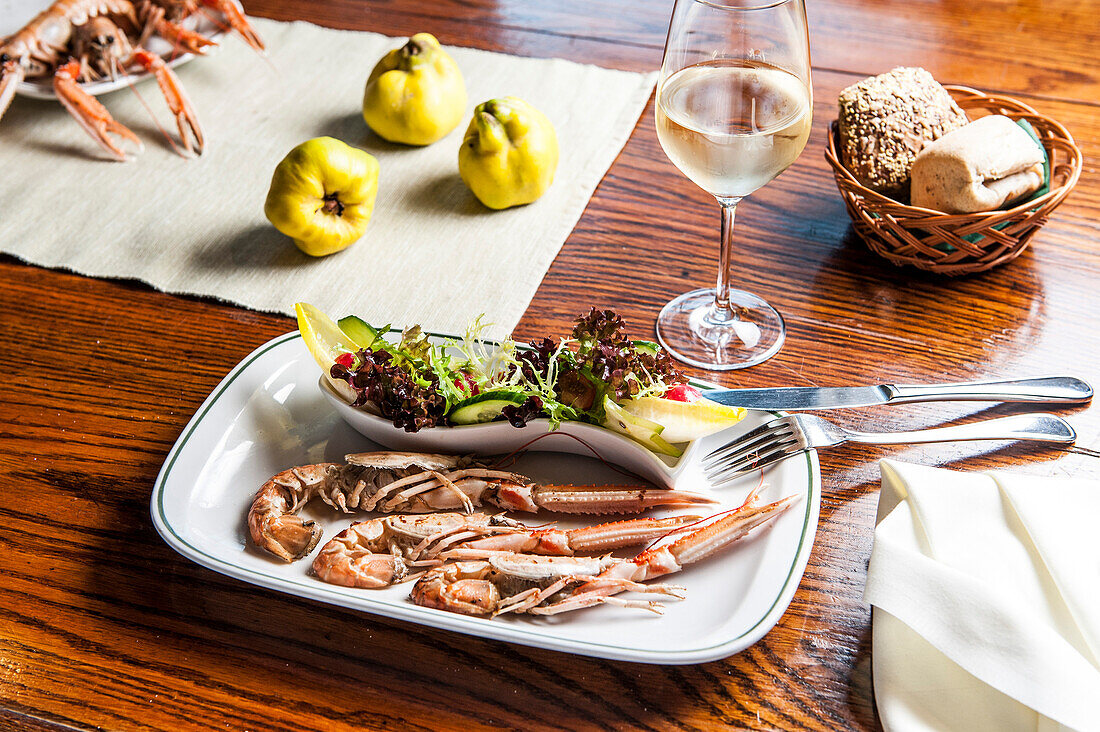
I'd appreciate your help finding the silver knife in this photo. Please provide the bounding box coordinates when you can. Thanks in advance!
[702,376,1094,411]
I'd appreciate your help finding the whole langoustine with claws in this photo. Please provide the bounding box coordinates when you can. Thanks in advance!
[311,512,703,589]
[0,0,263,159]
[410,486,799,617]
[247,451,714,562]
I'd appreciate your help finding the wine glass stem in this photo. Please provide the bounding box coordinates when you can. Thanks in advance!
[714,196,743,323]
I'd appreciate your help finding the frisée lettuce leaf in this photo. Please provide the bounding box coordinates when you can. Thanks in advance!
[323,307,683,434]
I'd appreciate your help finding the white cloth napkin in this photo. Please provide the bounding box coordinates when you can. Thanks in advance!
[0,18,656,339]
[865,459,1100,732]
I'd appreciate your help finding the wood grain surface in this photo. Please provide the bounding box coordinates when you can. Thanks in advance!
[1,0,1097,730]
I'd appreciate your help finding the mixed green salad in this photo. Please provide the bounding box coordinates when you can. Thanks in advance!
[297,303,745,456]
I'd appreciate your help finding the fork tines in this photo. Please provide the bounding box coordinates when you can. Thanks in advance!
[702,417,801,485]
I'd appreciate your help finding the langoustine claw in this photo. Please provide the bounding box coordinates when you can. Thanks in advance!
[311,513,702,589]
[131,47,203,154]
[198,0,264,51]
[54,41,205,159]
[247,452,715,562]
[52,59,143,160]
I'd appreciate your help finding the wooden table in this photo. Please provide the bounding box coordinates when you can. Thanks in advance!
[1,1,1097,729]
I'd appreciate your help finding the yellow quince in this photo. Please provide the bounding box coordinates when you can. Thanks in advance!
[264,137,380,257]
[458,97,559,209]
[362,32,467,146]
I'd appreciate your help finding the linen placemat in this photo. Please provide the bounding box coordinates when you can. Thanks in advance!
[0,18,656,338]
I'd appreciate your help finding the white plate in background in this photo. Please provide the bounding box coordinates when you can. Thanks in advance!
[3,0,232,99]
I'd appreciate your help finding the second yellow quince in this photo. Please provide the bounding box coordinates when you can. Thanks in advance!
[362,32,467,146]
[458,97,559,209]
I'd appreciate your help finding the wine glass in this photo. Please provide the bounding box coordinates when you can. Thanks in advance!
[654,0,812,370]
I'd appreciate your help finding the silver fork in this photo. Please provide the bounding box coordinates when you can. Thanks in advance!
[702,413,1077,486]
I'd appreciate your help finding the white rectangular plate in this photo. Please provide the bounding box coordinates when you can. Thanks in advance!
[151,331,820,664]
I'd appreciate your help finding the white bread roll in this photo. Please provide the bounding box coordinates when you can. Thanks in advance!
[910,115,1045,213]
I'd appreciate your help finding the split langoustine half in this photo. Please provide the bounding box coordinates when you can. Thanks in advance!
[310,512,704,589]
[247,451,714,563]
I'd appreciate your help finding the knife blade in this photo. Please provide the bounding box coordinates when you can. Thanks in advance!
[700,376,1093,411]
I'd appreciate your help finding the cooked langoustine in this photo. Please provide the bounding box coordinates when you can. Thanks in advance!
[410,486,799,617]
[0,0,262,159]
[410,556,682,617]
[311,512,702,589]
[247,451,714,562]
[1,0,133,121]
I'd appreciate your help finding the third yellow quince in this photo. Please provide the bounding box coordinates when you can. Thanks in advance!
[458,97,559,209]
[362,32,466,146]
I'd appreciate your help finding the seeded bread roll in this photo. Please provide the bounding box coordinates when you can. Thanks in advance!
[838,67,968,200]
[910,115,1045,214]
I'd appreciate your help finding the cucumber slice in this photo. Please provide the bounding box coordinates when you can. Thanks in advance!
[338,315,387,350]
[601,396,683,457]
[449,390,529,425]
[632,339,660,356]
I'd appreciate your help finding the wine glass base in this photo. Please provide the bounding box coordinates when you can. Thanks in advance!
[657,288,785,370]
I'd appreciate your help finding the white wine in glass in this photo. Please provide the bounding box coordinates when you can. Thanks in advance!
[655,0,812,370]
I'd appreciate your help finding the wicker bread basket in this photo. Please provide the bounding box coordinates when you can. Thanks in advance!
[825,85,1082,275]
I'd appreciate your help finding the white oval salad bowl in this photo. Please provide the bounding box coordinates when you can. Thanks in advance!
[320,376,772,490]
[307,315,781,490]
